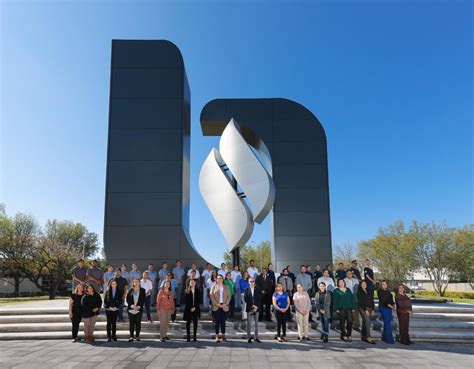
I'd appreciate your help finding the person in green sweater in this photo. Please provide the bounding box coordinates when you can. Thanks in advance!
[332,278,356,342]
[224,272,236,321]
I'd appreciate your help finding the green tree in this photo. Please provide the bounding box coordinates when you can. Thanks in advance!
[358,220,418,287]
[223,240,272,271]
[452,224,474,289]
[411,221,462,296]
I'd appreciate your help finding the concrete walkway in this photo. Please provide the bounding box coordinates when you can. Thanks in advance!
[0,339,472,369]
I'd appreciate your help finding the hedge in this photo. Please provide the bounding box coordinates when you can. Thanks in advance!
[414,290,474,299]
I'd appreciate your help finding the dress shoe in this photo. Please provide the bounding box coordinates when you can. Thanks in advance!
[255,338,261,343]
[248,338,253,343]
[128,337,133,342]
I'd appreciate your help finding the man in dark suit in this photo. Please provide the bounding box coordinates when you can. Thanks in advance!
[244,277,262,343]
[256,268,274,322]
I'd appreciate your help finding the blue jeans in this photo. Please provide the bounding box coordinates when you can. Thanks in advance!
[144,295,151,320]
[379,307,394,343]
[118,300,124,321]
[320,314,329,335]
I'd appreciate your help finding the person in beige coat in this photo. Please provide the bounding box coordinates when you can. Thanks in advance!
[210,274,231,342]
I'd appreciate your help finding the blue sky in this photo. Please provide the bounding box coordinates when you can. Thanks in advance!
[1,0,472,266]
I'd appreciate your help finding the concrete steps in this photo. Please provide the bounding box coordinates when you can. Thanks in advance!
[1,302,473,342]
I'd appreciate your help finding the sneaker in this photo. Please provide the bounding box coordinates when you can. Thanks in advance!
[277,337,283,342]
[128,338,133,342]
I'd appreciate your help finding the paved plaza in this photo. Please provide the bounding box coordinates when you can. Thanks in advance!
[1,338,473,369]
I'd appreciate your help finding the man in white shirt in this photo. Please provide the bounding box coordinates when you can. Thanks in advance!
[218,263,228,278]
[230,265,242,309]
[201,263,212,307]
[247,259,259,280]
[317,268,336,292]
[140,272,154,322]
[187,263,200,279]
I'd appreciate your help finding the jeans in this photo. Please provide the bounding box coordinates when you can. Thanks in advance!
[276,310,287,337]
[379,307,394,343]
[320,314,330,335]
[118,300,124,321]
[234,287,241,308]
[338,308,353,337]
[295,311,309,339]
[144,295,151,320]
[128,311,142,338]
[358,308,372,339]
[246,311,259,339]
[70,312,82,339]
[214,308,227,335]
[105,310,118,338]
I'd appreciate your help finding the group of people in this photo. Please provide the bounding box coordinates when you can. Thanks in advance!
[69,258,413,345]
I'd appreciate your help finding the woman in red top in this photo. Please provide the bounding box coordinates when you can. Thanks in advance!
[157,280,175,342]
[395,285,413,345]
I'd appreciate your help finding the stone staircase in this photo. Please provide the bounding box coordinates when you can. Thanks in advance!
[0,302,473,342]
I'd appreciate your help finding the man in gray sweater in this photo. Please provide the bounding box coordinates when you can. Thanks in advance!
[296,265,312,292]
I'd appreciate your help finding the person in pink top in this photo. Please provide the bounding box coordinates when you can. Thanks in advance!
[293,283,311,341]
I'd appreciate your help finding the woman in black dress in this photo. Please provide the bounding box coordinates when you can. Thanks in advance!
[183,278,202,341]
[69,284,84,342]
[104,280,123,342]
[126,278,146,342]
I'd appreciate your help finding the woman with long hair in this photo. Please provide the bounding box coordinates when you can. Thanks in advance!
[224,272,235,321]
[157,280,176,342]
[184,278,201,341]
[239,271,250,321]
[314,282,331,343]
[293,283,311,341]
[332,279,355,342]
[81,284,102,343]
[104,280,122,342]
[378,280,395,344]
[357,280,375,344]
[272,283,290,342]
[210,274,230,342]
[126,278,146,342]
[395,284,413,345]
[69,284,84,342]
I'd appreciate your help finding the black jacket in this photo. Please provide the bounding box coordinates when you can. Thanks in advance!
[378,288,395,308]
[104,289,123,309]
[81,292,102,318]
[126,287,146,312]
[357,288,374,310]
[244,286,262,312]
[183,288,201,321]
[256,274,273,294]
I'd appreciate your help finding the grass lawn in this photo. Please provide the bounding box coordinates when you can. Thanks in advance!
[0,296,68,306]
[410,293,474,304]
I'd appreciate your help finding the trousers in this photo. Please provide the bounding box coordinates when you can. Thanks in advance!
[128,311,142,338]
[241,293,247,320]
[186,312,198,339]
[379,307,394,343]
[276,310,287,337]
[246,311,259,339]
[105,310,118,338]
[71,312,82,339]
[358,308,372,339]
[295,311,309,339]
[144,295,151,320]
[339,308,353,337]
[158,309,172,338]
[83,315,97,337]
[397,311,410,343]
[320,314,330,335]
[214,308,227,335]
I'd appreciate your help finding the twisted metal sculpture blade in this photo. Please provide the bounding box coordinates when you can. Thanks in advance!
[199,119,275,251]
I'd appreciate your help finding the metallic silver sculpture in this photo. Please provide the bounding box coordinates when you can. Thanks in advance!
[199,119,275,251]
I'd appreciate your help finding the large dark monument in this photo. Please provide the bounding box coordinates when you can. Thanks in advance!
[104,40,332,270]
[104,40,207,268]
